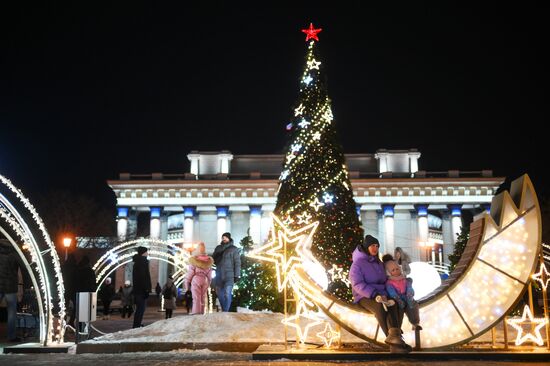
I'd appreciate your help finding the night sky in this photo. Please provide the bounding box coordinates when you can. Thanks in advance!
[1,3,547,210]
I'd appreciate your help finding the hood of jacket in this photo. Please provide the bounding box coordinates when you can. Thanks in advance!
[352,246,379,263]
[190,255,213,269]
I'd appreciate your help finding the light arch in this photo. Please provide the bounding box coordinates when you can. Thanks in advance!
[0,174,66,346]
[92,238,190,292]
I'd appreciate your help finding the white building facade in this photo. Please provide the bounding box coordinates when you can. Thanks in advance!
[108,149,501,286]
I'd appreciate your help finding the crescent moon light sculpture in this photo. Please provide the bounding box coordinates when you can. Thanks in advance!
[249,174,542,349]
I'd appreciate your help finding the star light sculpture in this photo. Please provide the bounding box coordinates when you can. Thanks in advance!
[316,322,341,348]
[506,305,548,346]
[282,300,324,343]
[247,214,319,292]
[531,262,549,290]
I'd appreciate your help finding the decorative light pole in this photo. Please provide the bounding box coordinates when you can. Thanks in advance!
[63,237,72,261]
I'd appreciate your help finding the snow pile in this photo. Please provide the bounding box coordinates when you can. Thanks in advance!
[86,311,365,344]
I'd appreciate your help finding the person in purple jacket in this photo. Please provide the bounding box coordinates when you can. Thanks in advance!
[349,234,411,353]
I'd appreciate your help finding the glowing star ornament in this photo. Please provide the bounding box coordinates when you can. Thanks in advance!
[291,144,302,153]
[506,305,548,346]
[327,264,351,287]
[298,118,311,128]
[302,75,313,85]
[294,104,305,116]
[280,170,290,180]
[286,154,296,164]
[247,214,319,291]
[307,58,321,70]
[297,211,312,225]
[312,132,321,140]
[531,262,549,290]
[301,23,322,42]
[317,323,341,348]
[282,301,324,343]
[310,197,324,211]
[283,215,295,226]
[323,193,334,204]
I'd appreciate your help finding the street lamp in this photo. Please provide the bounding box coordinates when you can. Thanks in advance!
[63,237,72,261]
[182,242,197,254]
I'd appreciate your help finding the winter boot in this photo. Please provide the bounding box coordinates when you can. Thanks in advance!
[385,327,407,347]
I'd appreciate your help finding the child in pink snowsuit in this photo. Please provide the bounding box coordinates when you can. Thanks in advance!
[185,242,213,314]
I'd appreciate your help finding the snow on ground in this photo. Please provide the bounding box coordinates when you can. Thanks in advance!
[86,310,365,344]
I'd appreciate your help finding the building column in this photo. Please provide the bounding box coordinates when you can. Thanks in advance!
[448,204,463,244]
[415,204,429,261]
[260,207,273,245]
[149,207,162,239]
[249,205,262,245]
[217,206,229,241]
[149,207,162,291]
[117,207,129,242]
[382,204,395,255]
[184,207,195,243]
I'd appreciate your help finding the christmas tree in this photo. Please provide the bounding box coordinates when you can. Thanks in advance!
[274,24,363,301]
[234,232,283,312]
[448,225,469,272]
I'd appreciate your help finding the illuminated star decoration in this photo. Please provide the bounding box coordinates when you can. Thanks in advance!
[531,262,550,290]
[291,144,302,153]
[302,75,313,85]
[316,322,341,348]
[297,211,312,225]
[323,192,334,204]
[280,170,290,180]
[312,132,321,140]
[506,305,548,346]
[298,118,311,128]
[307,58,321,70]
[327,264,351,287]
[310,197,324,211]
[282,301,324,343]
[247,214,319,291]
[294,103,305,116]
[286,154,296,164]
[283,215,295,226]
[301,23,322,42]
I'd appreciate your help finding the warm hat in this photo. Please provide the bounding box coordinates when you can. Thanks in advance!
[137,246,148,255]
[221,232,232,240]
[364,235,380,247]
[105,277,112,284]
[124,280,131,286]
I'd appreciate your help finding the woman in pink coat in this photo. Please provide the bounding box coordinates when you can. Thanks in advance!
[185,242,213,314]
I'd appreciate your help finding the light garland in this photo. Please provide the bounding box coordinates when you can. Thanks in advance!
[0,174,66,345]
[506,305,548,346]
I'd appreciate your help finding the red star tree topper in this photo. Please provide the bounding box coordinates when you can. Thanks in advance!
[301,23,322,41]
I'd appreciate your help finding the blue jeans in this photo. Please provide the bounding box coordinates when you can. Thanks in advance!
[0,292,17,340]
[215,283,234,312]
[133,293,147,328]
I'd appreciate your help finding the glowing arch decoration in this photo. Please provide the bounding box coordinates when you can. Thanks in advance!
[0,174,66,346]
[93,239,190,291]
[250,175,543,349]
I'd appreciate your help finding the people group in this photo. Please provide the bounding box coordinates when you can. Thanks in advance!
[349,234,419,353]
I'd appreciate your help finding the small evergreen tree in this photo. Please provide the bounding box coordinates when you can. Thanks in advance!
[234,232,283,312]
[448,225,469,272]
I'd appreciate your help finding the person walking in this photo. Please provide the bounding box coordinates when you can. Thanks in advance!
[185,242,213,315]
[132,246,151,328]
[61,254,77,326]
[162,275,177,319]
[98,277,115,320]
[0,240,21,342]
[73,255,97,332]
[212,233,241,312]
[155,282,162,299]
[349,235,411,353]
[119,280,134,318]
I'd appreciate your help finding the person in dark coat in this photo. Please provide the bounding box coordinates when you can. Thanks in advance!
[98,277,115,320]
[161,276,177,319]
[0,240,21,342]
[349,235,411,353]
[212,232,241,312]
[119,280,134,318]
[132,246,151,328]
[61,254,77,325]
[155,282,162,299]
